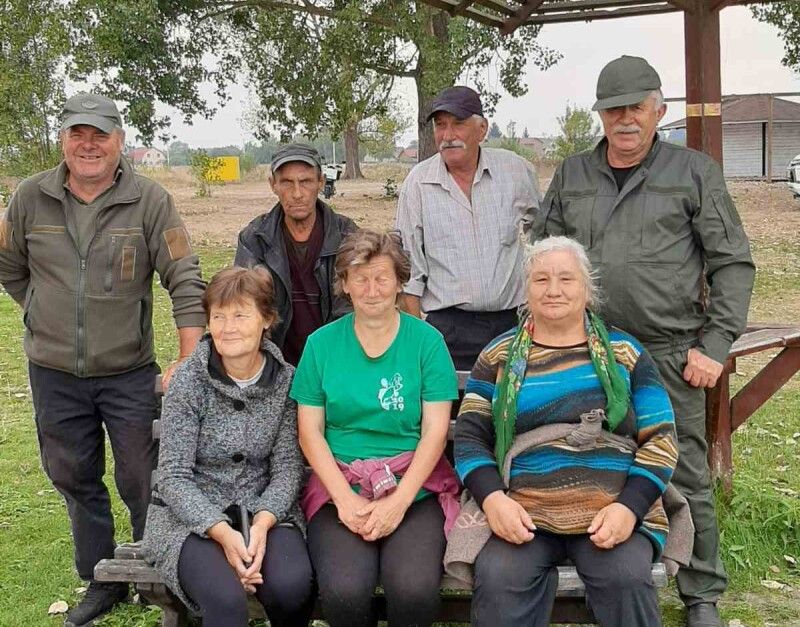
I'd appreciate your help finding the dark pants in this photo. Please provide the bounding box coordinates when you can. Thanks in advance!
[28,362,158,580]
[177,527,315,627]
[650,347,728,605]
[426,307,519,371]
[307,497,446,627]
[473,532,659,627]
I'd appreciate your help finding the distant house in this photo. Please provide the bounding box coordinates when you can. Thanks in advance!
[128,147,167,168]
[518,136,554,160]
[397,147,418,163]
[660,95,800,178]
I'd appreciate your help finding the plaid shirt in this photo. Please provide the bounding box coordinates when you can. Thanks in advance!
[396,147,540,313]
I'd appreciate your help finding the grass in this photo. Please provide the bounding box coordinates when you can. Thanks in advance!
[1,241,800,626]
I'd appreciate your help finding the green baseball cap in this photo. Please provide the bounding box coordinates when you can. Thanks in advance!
[592,56,662,111]
[60,93,123,133]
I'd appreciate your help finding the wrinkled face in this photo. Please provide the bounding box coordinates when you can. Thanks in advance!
[598,96,666,164]
[343,254,401,320]
[270,161,324,223]
[433,112,487,170]
[527,249,589,327]
[61,125,123,188]
[208,298,269,363]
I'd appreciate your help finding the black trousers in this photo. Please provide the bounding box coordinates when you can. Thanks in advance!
[177,528,315,627]
[426,307,519,371]
[28,361,158,580]
[472,532,660,627]
[307,498,446,627]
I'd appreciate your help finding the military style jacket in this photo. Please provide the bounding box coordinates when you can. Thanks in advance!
[534,138,755,364]
[0,159,205,377]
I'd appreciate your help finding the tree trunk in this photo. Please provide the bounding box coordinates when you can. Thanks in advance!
[342,121,363,179]
[414,10,451,162]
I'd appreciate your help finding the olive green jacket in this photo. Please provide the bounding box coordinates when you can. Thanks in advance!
[533,138,755,364]
[0,159,206,377]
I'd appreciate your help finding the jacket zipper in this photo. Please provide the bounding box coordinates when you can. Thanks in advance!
[105,235,117,293]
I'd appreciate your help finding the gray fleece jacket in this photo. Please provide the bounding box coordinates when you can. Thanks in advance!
[142,335,304,611]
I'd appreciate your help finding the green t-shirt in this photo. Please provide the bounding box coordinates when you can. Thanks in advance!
[290,312,458,464]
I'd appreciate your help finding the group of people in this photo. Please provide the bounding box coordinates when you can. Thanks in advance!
[0,54,754,627]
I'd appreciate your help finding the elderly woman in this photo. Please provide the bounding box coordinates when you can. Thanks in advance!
[291,229,460,627]
[451,236,678,627]
[142,266,314,627]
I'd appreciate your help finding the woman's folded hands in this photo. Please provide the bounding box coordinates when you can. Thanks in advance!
[482,491,536,545]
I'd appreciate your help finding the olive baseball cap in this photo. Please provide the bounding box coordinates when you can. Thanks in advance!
[271,143,322,174]
[426,86,484,122]
[60,93,123,133]
[592,56,662,111]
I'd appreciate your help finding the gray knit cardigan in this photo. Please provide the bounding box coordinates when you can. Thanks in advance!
[142,336,305,611]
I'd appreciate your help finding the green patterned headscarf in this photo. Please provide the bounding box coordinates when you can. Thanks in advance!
[493,310,630,471]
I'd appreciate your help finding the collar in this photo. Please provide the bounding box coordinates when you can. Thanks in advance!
[259,198,342,256]
[40,157,142,205]
[207,339,279,389]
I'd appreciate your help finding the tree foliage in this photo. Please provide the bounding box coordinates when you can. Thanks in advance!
[487,121,503,139]
[0,1,70,175]
[752,4,800,69]
[65,1,560,162]
[189,150,224,197]
[550,104,600,161]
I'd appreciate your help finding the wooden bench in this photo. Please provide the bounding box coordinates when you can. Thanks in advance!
[95,369,671,625]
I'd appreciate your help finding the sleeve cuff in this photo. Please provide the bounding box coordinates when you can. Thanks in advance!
[191,512,231,537]
[616,475,662,523]
[698,331,733,366]
[251,495,289,523]
[464,465,506,508]
[402,278,425,298]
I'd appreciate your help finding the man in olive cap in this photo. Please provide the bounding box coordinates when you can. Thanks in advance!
[235,143,356,365]
[396,86,540,369]
[0,92,205,625]
[534,56,755,626]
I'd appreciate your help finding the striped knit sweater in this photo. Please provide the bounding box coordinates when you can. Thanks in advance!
[454,327,678,556]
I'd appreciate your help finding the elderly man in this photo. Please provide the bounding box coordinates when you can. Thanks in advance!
[534,56,755,627]
[395,86,540,370]
[0,93,205,626]
[235,143,356,365]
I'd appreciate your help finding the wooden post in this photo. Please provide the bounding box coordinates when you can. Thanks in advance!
[684,2,723,166]
[767,94,774,182]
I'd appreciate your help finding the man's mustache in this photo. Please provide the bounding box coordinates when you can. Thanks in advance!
[439,140,467,151]
[613,124,642,134]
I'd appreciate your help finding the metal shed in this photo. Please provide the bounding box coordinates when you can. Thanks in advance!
[662,94,800,178]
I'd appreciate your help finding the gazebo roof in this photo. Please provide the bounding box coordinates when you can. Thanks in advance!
[420,0,780,33]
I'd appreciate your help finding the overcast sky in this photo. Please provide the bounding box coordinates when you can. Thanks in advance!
[149,6,800,149]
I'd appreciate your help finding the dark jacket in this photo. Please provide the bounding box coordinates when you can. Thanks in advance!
[534,138,755,363]
[0,159,205,377]
[234,199,357,348]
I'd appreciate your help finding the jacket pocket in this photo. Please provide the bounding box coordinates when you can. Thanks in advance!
[560,192,595,247]
[23,286,77,372]
[84,293,146,374]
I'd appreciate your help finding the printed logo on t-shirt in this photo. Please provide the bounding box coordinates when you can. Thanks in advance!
[378,373,405,411]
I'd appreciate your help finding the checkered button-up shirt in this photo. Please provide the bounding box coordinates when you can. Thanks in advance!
[396,147,540,313]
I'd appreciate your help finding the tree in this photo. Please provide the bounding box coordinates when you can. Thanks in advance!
[66,1,560,163]
[487,121,503,139]
[506,120,517,140]
[360,105,410,161]
[167,141,191,166]
[523,126,530,138]
[550,105,601,161]
[752,5,800,69]
[0,1,70,175]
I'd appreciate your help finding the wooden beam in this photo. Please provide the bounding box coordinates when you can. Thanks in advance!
[424,0,506,26]
[706,367,733,490]
[526,3,677,23]
[452,0,478,16]
[731,347,800,431]
[502,0,546,34]
[666,0,695,11]
[533,0,675,12]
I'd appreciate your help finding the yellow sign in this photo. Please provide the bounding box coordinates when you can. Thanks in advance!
[213,156,241,182]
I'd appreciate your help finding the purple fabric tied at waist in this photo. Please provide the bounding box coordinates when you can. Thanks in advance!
[301,451,462,537]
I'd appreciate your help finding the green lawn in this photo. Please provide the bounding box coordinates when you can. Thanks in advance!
[1,244,798,626]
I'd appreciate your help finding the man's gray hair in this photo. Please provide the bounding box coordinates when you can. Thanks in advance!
[524,236,601,308]
[651,88,664,109]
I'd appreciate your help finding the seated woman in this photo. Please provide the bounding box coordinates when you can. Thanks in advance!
[451,236,678,627]
[143,266,314,627]
[291,229,460,627]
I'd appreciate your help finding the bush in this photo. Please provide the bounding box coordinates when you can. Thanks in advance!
[383,177,399,199]
[189,150,224,197]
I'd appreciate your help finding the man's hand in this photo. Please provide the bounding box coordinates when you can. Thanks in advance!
[161,359,186,390]
[357,492,411,542]
[587,503,637,549]
[482,491,536,544]
[683,348,724,388]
